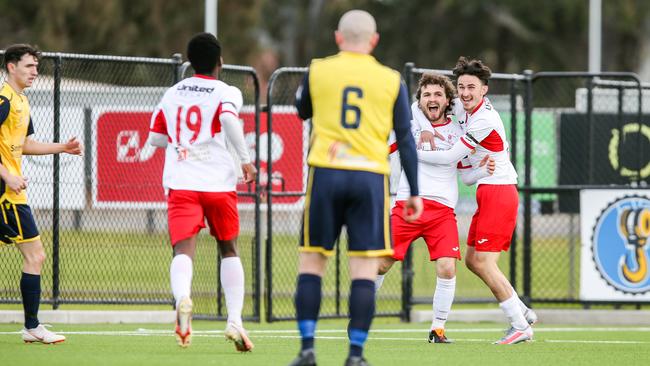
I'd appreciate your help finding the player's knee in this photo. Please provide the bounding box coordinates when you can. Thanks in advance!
[465,256,482,275]
[218,240,238,257]
[437,262,455,279]
[25,250,46,268]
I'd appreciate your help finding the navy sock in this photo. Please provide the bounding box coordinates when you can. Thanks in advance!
[295,274,321,351]
[20,272,41,329]
[348,279,375,358]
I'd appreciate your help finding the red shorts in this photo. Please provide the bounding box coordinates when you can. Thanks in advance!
[467,184,518,252]
[391,199,460,261]
[167,190,239,245]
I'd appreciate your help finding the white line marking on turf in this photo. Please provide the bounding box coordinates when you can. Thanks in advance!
[2,326,650,336]
[1,328,650,345]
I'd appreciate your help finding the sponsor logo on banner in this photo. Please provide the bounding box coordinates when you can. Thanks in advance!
[93,107,305,209]
[591,196,650,294]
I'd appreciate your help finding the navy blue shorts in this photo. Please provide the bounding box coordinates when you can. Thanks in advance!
[300,167,392,257]
[0,199,40,245]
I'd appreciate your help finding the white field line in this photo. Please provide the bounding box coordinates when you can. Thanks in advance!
[1,327,650,335]
[0,327,649,344]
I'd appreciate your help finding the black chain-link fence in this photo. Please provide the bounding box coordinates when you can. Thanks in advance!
[0,52,261,320]
[2,51,648,323]
[521,72,649,306]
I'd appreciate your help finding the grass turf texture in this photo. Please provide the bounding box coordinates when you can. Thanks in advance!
[0,228,629,317]
[1,320,648,366]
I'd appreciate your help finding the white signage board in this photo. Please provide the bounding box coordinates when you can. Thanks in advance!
[580,189,650,300]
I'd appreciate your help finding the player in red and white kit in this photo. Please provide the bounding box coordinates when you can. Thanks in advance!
[417,57,536,344]
[148,33,255,351]
[375,73,495,343]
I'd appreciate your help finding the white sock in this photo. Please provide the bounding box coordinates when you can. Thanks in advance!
[221,257,245,326]
[512,289,530,315]
[499,293,529,330]
[375,274,386,291]
[431,277,456,330]
[170,254,193,308]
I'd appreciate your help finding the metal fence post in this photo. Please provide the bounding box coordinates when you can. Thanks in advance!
[265,70,278,322]
[586,77,594,184]
[400,62,415,322]
[52,54,62,309]
[509,78,518,291]
[250,68,262,321]
[522,70,533,305]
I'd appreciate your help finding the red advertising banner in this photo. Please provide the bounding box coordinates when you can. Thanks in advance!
[94,109,305,208]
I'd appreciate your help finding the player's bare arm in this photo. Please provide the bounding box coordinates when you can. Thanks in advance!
[22,136,83,156]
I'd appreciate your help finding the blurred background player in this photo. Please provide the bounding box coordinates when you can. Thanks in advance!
[415,57,537,344]
[1,43,83,344]
[148,33,256,351]
[290,9,422,366]
[375,73,495,344]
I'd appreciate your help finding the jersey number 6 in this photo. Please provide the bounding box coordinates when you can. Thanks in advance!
[341,87,363,129]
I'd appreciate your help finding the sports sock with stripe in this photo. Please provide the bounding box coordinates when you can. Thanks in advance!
[348,279,375,358]
[295,273,322,351]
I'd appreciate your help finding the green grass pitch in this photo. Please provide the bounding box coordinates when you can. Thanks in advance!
[1,319,648,366]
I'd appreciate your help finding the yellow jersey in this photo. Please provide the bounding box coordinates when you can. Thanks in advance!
[304,52,401,175]
[0,82,34,204]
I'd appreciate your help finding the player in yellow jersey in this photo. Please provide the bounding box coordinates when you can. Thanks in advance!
[288,10,423,366]
[1,44,82,344]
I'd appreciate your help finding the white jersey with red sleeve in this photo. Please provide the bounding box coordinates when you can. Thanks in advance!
[454,97,518,185]
[149,75,243,192]
[394,103,465,208]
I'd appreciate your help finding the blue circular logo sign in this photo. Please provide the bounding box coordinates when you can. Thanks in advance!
[592,196,650,294]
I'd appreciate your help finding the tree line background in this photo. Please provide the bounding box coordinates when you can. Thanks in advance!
[2,0,650,82]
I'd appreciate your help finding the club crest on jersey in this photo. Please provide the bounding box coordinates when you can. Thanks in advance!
[592,196,650,294]
[176,146,188,161]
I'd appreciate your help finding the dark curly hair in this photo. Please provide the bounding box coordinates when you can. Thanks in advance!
[415,72,456,115]
[453,56,491,85]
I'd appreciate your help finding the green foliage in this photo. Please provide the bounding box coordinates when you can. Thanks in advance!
[1,1,648,74]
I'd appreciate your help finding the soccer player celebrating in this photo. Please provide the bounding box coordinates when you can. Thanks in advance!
[375,73,495,344]
[416,57,537,344]
[1,44,83,344]
[148,33,256,351]
[290,10,422,366]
